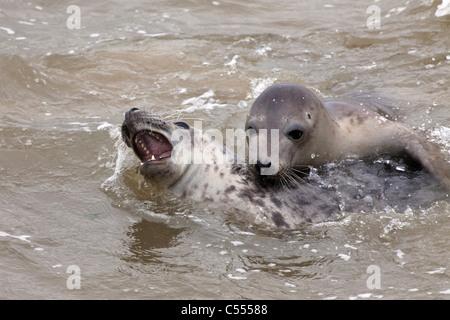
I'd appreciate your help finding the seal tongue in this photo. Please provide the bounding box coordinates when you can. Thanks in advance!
[134,131,172,162]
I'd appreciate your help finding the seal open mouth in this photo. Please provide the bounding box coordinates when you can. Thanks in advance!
[133,130,172,163]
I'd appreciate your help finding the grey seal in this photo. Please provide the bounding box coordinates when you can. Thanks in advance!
[245,83,450,190]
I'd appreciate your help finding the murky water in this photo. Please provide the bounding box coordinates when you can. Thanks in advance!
[1,0,449,299]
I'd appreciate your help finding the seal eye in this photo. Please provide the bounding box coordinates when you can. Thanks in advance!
[287,130,303,140]
[174,121,190,129]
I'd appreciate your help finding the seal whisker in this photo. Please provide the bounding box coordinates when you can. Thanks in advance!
[283,170,307,191]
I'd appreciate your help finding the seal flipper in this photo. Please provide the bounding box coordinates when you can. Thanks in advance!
[398,125,450,191]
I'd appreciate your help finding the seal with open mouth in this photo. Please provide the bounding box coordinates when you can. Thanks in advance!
[121,108,340,228]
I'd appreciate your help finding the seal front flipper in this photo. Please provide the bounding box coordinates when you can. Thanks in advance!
[399,124,450,191]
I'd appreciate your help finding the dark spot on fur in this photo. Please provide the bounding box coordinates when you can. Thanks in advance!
[356,115,365,124]
[225,185,236,193]
[204,183,209,189]
[253,199,265,207]
[239,188,254,201]
[298,197,311,206]
[239,188,266,207]
[271,197,282,207]
[344,110,355,118]
[214,165,219,172]
[272,212,289,228]
[220,172,224,178]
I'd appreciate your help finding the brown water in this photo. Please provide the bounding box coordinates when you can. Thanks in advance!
[1,0,449,299]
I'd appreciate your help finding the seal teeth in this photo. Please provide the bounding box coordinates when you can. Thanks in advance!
[151,155,155,160]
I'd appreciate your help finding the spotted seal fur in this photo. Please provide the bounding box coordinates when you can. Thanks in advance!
[121,108,340,228]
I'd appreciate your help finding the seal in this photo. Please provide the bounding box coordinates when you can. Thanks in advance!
[245,83,450,189]
[121,108,340,228]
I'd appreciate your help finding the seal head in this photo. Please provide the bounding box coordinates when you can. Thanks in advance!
[122,108,192,189]
[245,83,336,178]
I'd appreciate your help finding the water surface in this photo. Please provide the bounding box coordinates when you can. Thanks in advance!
[0,0,449,299]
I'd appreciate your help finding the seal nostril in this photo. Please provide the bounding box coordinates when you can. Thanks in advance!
[125,108,140,119]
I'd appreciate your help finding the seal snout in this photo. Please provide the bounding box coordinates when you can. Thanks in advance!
[126,107,140,118]
[121,108,139,148]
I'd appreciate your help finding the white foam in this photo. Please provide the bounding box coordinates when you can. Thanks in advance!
[255,45,272,56]
[284,282,296,288]
[224,55,239,74]
[139,209,170,221]
[144,33,168,38]
[96,122,113,130]
[349,293,375,300]
[338,253,350,261]
[0,231,31,243]
[436,0,450,17]
[18,21,34,26]
[0,27,15,35]
[396,249,405,259]
[102,126,134,186]
[426,267,445,274]
[227,274,247,280]
[430,126,450,154]
[246,77,277,99]
[180,90,227,112]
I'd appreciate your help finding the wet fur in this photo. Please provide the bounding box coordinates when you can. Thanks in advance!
[246,83,450,190]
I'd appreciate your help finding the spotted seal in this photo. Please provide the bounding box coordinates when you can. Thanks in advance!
[245,83,450,190]
[121,108,340,228]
